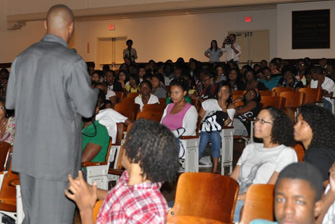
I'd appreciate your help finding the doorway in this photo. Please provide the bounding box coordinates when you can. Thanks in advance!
[97,36,127,70]
[229,30,270,66]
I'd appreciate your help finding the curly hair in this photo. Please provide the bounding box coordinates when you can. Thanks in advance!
[123,119,180,183]
[299,104,335,149]
[264,106,295,146]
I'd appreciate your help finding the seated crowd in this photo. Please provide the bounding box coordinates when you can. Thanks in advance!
[2,56,335,224]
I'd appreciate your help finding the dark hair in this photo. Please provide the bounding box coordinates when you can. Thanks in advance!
[216,81,232,104]
[244,88,261,103]
[170,78,188,92]
[244,69,256,81]
[116,70,129,82]
[264,106,295,146]
[129,73,140,86]
[210,40,218,52]
[126,39,133,45]
[299,104,335,149]
[311,66,324,75]
[152,73,165,84]
[276,162,324,201]
[281,65,297,76]
[123,119,179,182]
[139,80,153,90]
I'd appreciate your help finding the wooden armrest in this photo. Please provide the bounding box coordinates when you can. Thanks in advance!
[82,161,107,167]
[9,179,20,187]
[108,169,124,175]
[222,126,234,130]
[179,136,199,140]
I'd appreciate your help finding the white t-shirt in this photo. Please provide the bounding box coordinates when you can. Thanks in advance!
[106,86,116,100]
[310,77,335,103]
[201,99,235,126]
[237,143,297,194]
[135,94,160,111]
[222,43,241,62]
[95,109,127,144]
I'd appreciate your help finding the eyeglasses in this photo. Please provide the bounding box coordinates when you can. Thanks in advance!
[255,118,272,125]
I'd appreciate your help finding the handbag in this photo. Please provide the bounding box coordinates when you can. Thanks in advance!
[200,111,228,133]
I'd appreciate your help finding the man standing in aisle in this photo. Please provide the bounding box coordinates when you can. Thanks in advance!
[6,4,98,224]
[222,34,242,63]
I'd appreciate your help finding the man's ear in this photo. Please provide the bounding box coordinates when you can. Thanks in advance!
[314,199,323,218]
[44,20,48,31]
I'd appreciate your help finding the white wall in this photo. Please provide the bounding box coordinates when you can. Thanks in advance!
[277,1,335,59]
[0,8,277,64]
[71,9,277,65]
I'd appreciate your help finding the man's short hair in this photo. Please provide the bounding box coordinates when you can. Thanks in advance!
[311,66,324,75]
[123,119,180,183]
[276,162,324,201]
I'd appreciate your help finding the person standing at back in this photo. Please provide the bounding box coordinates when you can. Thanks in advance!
[123,39,138,64]
[6,4,98,224]
[222,34,241,63]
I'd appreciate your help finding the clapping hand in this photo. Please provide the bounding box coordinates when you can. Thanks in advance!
[65,171,98,212]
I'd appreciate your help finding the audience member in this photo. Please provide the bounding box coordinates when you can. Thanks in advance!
[228,67,245,90]
[199,70,218,100]
[0,98,15,145]
[294,104,335,182]
[152,73,167,99]
[233,89,261,136]
[125,73,139,93]
[244,69,267,91]
[161,78,198,137]
[278,65,304,89]
[135,80,159,111]
[251,162,323,224]
[198,82,235,173]
[65,119,180,224]
[231,106,297,222]
[214,64,227,83]
[310,66,335,111]
[82,90,109,163]
[260,67,281,90]
[296,59,308,85]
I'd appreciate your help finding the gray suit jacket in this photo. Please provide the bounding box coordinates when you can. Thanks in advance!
[6,34,98,181]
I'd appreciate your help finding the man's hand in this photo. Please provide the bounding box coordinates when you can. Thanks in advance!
[65,171,98,212]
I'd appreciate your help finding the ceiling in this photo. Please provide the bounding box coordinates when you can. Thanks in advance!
[7,0,328,23]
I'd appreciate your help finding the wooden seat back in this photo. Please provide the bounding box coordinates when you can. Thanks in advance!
[136,111,163,122]
[272,87,294,96]
[167,216,226,224]
[239,184,275,224]
[298,87,322,104]
[0,142,12,172]
[260,96,285,109]
[294,143,305,162]
[126,92,139,98]
[279,91,305,108]
[167,173,239,223]
[259,90,275,97]
[0,148,19,212]
[142,104,165,113]
[158,98,167,107]
[93,200,103,223]
[115,91,125,103]
[114,102,139,121]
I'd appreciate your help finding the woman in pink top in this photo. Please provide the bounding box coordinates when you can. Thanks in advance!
[161,78,198,137]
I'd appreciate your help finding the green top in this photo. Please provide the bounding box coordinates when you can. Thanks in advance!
[82,121,109,162]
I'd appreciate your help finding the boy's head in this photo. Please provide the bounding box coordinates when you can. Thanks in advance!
[274,162,323,224]
[122,119,179,183]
